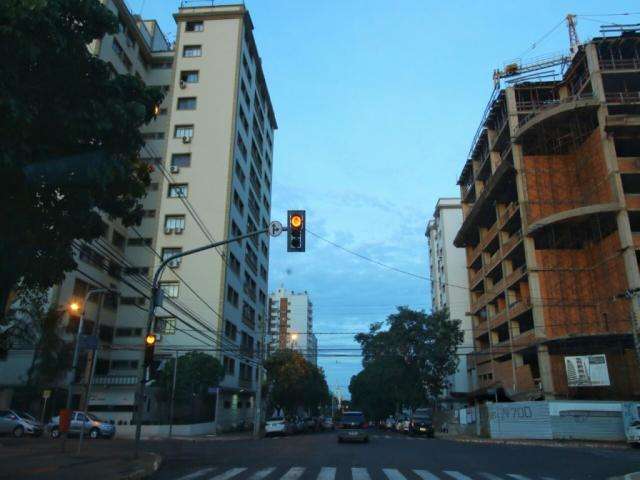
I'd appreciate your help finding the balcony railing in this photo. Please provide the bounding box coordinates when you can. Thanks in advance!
[508,297,532,319]
[485,250,502,272]
[517,92,595,126]
[498,203,519,228]
[469,268,484,288]
[92,375,137,386]
[502,231,522,256]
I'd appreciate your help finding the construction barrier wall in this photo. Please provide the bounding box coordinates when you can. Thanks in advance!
[488,401,637,441]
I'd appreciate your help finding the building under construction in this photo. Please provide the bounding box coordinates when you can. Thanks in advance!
[455,26,640,401]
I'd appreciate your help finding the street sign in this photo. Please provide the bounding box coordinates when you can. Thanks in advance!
[42,389,51,399]
[79,334,98,351]
[269,220,284,237]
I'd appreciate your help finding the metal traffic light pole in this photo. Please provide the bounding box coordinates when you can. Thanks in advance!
[133,227,272,458]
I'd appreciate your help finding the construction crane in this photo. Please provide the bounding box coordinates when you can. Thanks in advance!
[492,13,579,86]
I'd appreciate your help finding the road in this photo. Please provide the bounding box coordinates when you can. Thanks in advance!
[150,430,640,480]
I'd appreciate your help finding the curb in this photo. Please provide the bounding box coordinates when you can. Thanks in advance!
[443,436,629,450]
[121,452,163,480]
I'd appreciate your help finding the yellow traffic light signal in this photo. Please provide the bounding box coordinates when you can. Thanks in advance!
[145,334,156,346]
[144,334,157,367]
[287,210,306,252]
[290,214,302,229]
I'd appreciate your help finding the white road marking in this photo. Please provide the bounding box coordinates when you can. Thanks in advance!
[413,469,441,480]
[280,467,305,480]
[443,472,473,480]
[352,468,372,480]
[209,468,247,480]
[318,467,336,480]
[383,469,407,480]
[479,473,505,480]
[176,468,217,480]
[506,475,531,480]
[247,468,276,480]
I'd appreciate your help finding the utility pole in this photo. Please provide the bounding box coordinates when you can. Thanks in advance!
[133,227,272,458]
[253,314,267,438]
[169,350,178,438]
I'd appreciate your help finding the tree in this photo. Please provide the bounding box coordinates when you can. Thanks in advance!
[349,356,423,421]
[264,350,330,416]
[3,289,71,385]
[0,0,164,318]
[355,307,463,404]
[157,352,224,406]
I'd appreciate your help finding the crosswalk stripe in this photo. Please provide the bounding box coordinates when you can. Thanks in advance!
[383,468,407,480]
[176,468,217,480]
[443,472,473,480]
[317,467,336,480]
[209,468,247,480]
[506,476,531,480]
[280,467,305,480]
[413,469,441,480]
[247,468,276,480]
[352,467,372,480]
[479,473,504,480]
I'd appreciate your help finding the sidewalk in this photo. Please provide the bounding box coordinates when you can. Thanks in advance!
[145,431,259,442]
[0,437,161,480]
[437,431,630,450]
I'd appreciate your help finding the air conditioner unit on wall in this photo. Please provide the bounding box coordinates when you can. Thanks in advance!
[182,136,192,144]
[179,80,186,89]
[168,259,181,268]
[174,228,184,235]
[170,165,180,174]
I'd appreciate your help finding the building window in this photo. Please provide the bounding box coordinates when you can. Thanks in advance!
[236,134,247,159]
[168,183,188,198]
[233,190,244,214]
[231,220,242,238]
[235,161,246,187]
[186,21,204,32]
[156,317,176,335]
[171,153,191,168]
[112,230,126,250]
[115,327,143,337]
[183,45,202,57]
[152,61,173,69]
[229,252,241,276]
[174,125,194,139]
[164,215,185,231]
[127,237,152,246]
[177,97,197,110]
[223,356,236,375]
[227,285,239,307]
[239,106,249,132]
[111,360,139,370]
[180,70,199,83]
[162,247,182,261]
[160,282,179,298]
[225,320,238,341]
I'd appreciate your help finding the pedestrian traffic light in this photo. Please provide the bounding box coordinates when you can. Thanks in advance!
[287,210,305,252]
[144,334,156,367]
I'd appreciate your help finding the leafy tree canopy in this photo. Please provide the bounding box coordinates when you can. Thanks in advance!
[157,352,224,405]
[0,0,164,318]
[355,307,463,404]
[264,349,330,416]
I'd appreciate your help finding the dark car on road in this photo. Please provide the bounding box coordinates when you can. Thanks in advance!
[337,411,369,443]
[409,408,434,437]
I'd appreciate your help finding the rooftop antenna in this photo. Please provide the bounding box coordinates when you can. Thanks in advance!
[566,14,580,57]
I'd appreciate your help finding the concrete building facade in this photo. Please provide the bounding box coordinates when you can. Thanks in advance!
[455,31,640,402]
[268,287,318,365]
[426,198,474,397]
[0,1,276,430]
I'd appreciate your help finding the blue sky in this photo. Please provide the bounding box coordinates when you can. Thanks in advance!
[127,0,640,396]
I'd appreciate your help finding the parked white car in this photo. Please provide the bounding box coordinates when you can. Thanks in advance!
[626,420,640,445]
[0,410,44,437]
[265,417,292,437]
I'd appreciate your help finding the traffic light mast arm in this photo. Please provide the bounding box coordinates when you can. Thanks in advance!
[134,226,269,458]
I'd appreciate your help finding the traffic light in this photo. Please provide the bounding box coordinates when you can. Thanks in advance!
[144,334,156,368]
[287,210,306,252]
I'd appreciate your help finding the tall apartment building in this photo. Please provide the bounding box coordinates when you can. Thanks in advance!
[426,198,473,398]
[454,30,640,401]
[268,287,318,365]
[0,1,276,430]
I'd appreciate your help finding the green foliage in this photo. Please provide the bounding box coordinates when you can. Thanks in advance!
[0,0,164,317]
[264,350,330,415]
[354,307,463,407]
[157,352,224,405]
[4,289,71,385]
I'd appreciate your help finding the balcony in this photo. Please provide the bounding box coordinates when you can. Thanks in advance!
[485,250,502,273]
[92,375,137,386]
[508,297,532,319]
[502,230,523,256]
[480,222,499,250]
[469,268,484,288]
[499,203,519,228]
[606,91,640,105]
[239,378,253,390]
[488,309,507,329]
[504,266,526,288]
[468,243,483,265]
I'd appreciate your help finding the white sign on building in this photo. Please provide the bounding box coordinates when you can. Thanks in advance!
[564,354,611,387]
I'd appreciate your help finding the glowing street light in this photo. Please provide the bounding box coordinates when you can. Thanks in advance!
[69,301,81,313]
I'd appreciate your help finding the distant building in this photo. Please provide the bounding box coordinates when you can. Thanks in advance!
[268,287,317,365]
[426,198,473,398]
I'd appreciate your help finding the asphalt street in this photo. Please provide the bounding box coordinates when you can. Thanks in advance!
[150,431,640,480]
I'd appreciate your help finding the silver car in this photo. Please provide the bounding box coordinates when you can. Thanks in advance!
[0,409,44,437]
[48,411,116,439]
